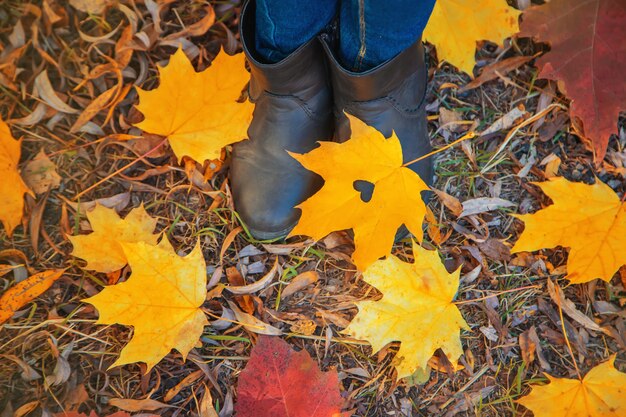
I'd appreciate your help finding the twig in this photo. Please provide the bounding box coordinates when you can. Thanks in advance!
[480,103,567,174]
[73,136,169,200]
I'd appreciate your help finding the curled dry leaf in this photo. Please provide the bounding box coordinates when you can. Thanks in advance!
[67,192,131,213]
[281,271,319,299]
[108,398,171,413]
[70,84,120,133]
[459,197,515,218]
[226,300,282,336]
[0,118,32,236]
[423,0,520,75]
[343,242,468,379]
[290,115,429,271]
[0,269,64,324]
[34,70,80,114]
[546,279,608,335]
[83,239,208,370]
[225,258,279,295]
[23,149,61,194]
[69,0,115,14]
[0,354,41,381]
[459,55,534,92]
[68,204,158,273]
[433,189,463,217]
[479,105,528,137]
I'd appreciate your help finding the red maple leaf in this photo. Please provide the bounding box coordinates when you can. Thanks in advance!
[234,336,347,417]
[520,0,626,161]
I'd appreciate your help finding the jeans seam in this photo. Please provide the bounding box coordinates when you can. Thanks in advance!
[265,3,279,61]
[355,0,367,71]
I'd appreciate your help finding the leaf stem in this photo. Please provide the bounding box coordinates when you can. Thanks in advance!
[552,279,583,380]
[403,131,476,168]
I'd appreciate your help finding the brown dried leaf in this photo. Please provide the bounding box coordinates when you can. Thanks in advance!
[226,300,282,336]
[69,0,114,14]
[108,398,171,412]
[546,279,608,335]
[281,271,319,299]
[433,189,463,217]
[23,150,61,194]
[459,55,534,92]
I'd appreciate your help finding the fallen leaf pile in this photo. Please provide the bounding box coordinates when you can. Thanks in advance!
[1,0,626,416]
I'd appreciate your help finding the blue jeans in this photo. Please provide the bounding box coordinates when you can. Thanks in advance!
[255,0,436,71]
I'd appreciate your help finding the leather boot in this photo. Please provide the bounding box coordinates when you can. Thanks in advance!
[231,1,333,239]
[321,37,433,187]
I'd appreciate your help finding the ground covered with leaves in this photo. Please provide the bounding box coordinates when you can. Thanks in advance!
[1,1,625,416]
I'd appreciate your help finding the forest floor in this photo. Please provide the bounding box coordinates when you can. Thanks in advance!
[0,1,625,417]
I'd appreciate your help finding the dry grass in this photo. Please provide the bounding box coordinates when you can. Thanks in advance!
[1,1,625,416]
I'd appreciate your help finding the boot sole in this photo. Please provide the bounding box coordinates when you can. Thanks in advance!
[247,222,297,241]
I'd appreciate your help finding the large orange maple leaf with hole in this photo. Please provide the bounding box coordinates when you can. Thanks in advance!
[0,117,32,236]
[517,356,626,417]
[289,115,429,271]
[512,177,626,283]
[134,48,253,164]
[520,0,626,161]
[83,238,208,371]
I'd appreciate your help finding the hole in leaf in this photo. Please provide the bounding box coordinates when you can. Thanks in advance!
[353,180,375,203]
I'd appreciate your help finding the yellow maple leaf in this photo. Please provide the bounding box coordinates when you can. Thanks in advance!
[342,242,469,379]
[69,204,158,273]
[511,177,626,283]
[134,48,253,163]
[0,117,32,236]
[517,356,626,417]
[290,115,429,271]
[83,238,208,371]
[423,0,520,75]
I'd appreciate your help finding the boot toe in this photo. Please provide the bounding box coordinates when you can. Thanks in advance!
[235,189,301,240]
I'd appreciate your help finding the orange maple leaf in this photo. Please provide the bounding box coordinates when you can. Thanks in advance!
[68,204,159,273]
[512,177,626,283]
[290,115,429,271]
[424,0,520,75]
[517,356,626,417]
[134,48,253,164]
[0,117,32,236]
[83,238,208,371]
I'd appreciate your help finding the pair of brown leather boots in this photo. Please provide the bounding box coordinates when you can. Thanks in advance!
[230,1,432,240]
